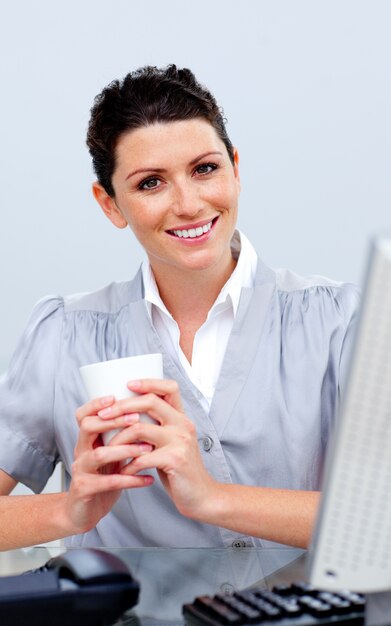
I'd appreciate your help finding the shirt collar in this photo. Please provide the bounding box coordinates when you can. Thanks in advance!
[142,230,258,319]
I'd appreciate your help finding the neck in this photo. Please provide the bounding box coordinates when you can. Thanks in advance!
[150,256,237,325]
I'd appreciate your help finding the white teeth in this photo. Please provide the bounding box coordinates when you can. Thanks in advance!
[171,220,213,238]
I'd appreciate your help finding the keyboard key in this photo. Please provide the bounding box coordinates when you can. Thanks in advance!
[216,595,262,623]
[290,582,317,595]
[236,591,282,619]
[271,583,292,596]
[299,595,333,617]
[335,590,366,609]
[318,591,355,614]
[194,596,242,624]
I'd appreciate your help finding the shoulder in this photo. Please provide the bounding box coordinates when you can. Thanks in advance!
[63,269,143,315]
[20,269,144,341]
[275,267,359,304]
[272,266,360,326]
[23,294,65,334]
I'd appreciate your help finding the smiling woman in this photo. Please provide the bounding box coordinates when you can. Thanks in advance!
[0,65,359,551]
[93,119,239,310]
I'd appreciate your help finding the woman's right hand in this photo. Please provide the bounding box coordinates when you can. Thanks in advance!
[64,395,154,535]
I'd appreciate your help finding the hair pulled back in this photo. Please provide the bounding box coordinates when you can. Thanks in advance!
[86,65,234,197]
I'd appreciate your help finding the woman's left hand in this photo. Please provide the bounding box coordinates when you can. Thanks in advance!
[97,378,217,520]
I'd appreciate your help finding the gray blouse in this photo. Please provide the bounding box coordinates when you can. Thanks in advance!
[0,254,360,548]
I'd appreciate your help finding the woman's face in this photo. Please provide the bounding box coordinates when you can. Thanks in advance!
[94,118,240,281]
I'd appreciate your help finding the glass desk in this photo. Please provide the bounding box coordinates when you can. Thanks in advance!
[0,546,307,625]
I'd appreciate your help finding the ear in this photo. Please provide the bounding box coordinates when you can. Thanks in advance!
[92,182,128,229]
[232,148,241,190]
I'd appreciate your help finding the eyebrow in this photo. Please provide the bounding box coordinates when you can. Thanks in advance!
[125,151,223,181]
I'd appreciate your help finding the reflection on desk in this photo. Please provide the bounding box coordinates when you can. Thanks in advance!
[0,546,306,625]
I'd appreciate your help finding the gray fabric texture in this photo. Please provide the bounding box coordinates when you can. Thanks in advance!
[0,244,360,547]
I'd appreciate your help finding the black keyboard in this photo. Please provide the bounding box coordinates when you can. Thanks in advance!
[183,580,365,626]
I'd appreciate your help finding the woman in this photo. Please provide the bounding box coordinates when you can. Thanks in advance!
[0,66,359,550]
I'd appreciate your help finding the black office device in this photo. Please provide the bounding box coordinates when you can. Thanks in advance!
[183,579,365,626]
[0,548,140,625]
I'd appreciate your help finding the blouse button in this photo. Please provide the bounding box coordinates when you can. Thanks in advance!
[201,436,214,452]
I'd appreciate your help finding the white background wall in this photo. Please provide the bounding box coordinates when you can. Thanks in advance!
[0,1,390,500]
[1,0,390,371]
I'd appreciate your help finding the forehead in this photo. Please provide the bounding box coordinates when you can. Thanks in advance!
[114,119,226,170]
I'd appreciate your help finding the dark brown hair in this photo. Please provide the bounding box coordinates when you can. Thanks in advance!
[86,65,234,197]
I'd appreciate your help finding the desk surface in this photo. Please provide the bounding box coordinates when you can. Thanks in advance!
[0,546,307,625]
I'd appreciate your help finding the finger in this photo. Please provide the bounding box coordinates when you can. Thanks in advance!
[108,423,152,446]
[79,413,140,436]
[74,413,139,458]
[74,414,108,455]
[97,393,184,426]
[110,419,196,451]
[108,422,163,446]
[76,443,154,473]
[75,395,115,425]
[121,445,181,475]
[73,472,154,496]
[127,379,184,411]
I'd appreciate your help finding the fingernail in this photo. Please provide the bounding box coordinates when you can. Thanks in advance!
[98,406,112,417]
[100,395,114,406]
[124,413,139,424]
[139,443,153,452]
[128,380,141,389]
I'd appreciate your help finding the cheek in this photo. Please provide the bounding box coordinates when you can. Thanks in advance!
[125,204,162,239]
[217,175,239,203]
[220,186,239,212]
[204,180,236,207]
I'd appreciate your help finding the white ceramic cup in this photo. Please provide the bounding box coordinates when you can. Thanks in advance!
[79,353,163,445]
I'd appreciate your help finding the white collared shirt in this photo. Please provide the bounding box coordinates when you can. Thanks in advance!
[142,231,258,413]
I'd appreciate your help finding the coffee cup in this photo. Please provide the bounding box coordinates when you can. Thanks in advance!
[79,353,163,445]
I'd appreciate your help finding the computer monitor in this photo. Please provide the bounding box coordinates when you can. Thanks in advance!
[307,237,391,619]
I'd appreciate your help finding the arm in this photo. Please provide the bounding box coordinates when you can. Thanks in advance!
[191,483,320,549]
[0,397,154,551]
[97,379,320,549]
[0,468,73,549]
[0,490,70,550]
[0,469,17,495]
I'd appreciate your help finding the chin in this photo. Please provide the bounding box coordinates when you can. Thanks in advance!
[179,252,229,274]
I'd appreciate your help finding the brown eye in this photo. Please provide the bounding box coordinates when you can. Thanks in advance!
[195,163,217,175]
[139,177,161,190]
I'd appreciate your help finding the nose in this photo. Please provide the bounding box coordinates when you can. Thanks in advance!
[170,179,203,218]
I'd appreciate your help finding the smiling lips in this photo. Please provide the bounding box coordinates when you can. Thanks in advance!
[167,218,216,239]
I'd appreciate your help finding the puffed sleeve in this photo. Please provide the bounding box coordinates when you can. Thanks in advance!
[335,283,361,399]
[0,296,64,492]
